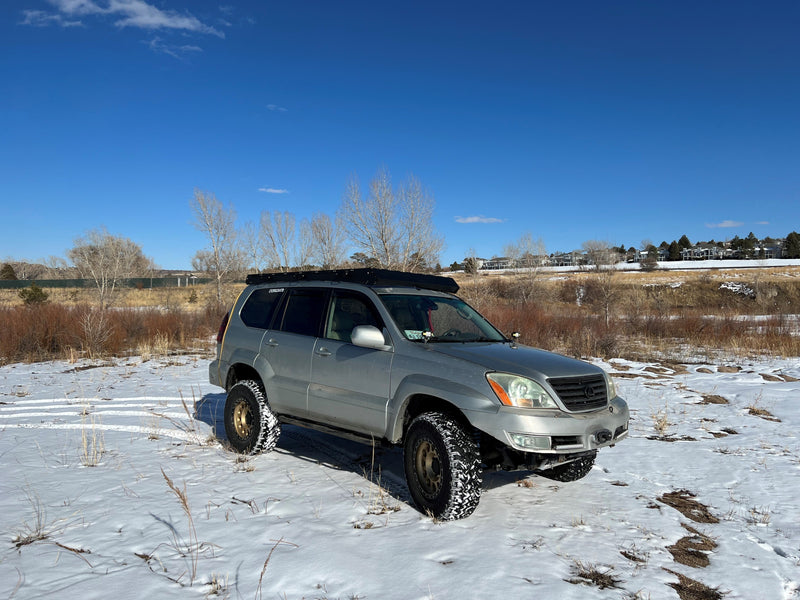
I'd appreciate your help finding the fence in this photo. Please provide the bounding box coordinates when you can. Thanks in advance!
[0,277,211,290]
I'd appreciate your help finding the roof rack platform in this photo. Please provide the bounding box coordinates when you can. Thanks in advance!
[244,268,459,293]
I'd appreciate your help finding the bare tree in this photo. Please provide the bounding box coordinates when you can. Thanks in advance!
[397,175,444,271]
[190,189,243,303]
[308,212,346,269]
[240,221,266,274]
[259,211,297,272]
[339,167,444,272]
[296,218,313,269]
[504,232,547,304]
[581,240,617,271]
[68,227,153,309]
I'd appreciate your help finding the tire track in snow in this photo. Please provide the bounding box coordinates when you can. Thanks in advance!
[0,396,199,441]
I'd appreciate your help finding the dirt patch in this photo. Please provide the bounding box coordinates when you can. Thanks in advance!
[747,406,781,422]
[668,523,718,568]
[760,373,784,382]
[612,372,657,379]
[709,427,738,438]
[658,490,719,524]
[717,365,740,373]
[781,373,799,382]
[700,393,729,405]
[648,435,698,442]
[663,568,727,600]
[643,366,672,378]
[661,362,690,375]
[566,561,622,590]
[696,367,714,374]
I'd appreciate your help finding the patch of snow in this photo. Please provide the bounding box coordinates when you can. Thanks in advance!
[1,355,798,599]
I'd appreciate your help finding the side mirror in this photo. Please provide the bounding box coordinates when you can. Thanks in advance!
[351,325,392,351]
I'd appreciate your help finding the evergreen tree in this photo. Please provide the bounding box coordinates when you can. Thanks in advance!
[0,263,17,280]
[785,231,800,259]
[678,234,692,250]
[668,240,681,261]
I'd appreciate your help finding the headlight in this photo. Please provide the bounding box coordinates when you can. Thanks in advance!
[486,373,558,409]
[605,372,617,399]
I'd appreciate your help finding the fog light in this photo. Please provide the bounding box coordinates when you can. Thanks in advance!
[509,433,551,450]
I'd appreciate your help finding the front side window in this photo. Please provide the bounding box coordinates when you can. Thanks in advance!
[277,289,327,337]
[325,291,383,343]
[379,294,506,342]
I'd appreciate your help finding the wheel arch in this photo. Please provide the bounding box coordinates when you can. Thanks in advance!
[225,363,263,392]
[391,394,474,444]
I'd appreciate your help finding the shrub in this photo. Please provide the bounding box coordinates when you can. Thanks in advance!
[19,283,48,305]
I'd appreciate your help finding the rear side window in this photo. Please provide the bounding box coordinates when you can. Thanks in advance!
[277,288,327,337]
[240,288,283,329]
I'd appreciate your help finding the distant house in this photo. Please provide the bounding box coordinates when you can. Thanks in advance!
[481,257,512,270]
[550,252,581,267]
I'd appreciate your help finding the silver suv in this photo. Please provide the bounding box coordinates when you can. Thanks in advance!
[209,269,628,520]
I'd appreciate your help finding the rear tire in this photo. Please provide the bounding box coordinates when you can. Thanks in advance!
[535,452,596,482]
[223,380,281,455]
[404,412,482,521]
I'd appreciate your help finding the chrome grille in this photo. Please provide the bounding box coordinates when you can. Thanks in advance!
[548,374,608,412]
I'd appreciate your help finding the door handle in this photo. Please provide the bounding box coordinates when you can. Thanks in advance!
[266,338,279,347]
[315,347,331,357]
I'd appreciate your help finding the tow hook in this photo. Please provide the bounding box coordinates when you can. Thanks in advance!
[595,429,613,444]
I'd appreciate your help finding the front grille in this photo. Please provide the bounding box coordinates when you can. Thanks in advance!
[548,374,608,412]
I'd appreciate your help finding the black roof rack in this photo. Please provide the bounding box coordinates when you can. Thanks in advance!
[244,268,459,293]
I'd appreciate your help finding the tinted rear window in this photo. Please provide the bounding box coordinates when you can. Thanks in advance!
[240,288,283,329]
[277,289,327,337]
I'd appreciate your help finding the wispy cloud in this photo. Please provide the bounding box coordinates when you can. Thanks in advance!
[20,9,83,27]
[259,188,290,194]
[144,37,202,59]
[24,0,224,37]
[267,104,288,113]
[755,221,770,226]
[706,220,744,228]
[455,215,505,224]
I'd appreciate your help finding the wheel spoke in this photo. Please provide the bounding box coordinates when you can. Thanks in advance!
[415,440,442,496]
[232,401,251,438]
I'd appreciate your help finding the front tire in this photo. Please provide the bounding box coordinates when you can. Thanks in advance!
[223,380,281,455]
[535,451,596,482]
[404,412,482,521]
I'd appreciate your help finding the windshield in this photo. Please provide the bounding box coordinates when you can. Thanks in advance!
[379,293,506,343]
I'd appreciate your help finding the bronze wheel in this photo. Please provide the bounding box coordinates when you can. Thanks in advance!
[231,399,252,439]
[414,440,442,498]
[404,412,482,520]
[223,380,281,455]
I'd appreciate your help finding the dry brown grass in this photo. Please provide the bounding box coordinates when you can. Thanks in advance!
[458,266,800,360]
[4,268,800,364]
[0,301,225,364]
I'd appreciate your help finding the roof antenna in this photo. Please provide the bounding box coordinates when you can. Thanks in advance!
[511,331,520,348]
[422,331,432,344]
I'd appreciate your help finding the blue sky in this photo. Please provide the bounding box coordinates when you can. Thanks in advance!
[2,1,799,269]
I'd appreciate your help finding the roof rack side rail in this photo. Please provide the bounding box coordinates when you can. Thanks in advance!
[244,268,459,293]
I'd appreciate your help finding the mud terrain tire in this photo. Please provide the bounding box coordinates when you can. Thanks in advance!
[404,412,482,520]
[536,451,596,482]
[224,380,281,455]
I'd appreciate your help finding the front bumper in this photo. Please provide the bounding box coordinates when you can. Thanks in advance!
[469,395,630,454]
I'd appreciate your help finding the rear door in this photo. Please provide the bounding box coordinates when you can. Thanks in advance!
[259,287,327,417]
[308,289,393,435]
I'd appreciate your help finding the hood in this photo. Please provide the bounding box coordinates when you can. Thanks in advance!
[427,342,603,381]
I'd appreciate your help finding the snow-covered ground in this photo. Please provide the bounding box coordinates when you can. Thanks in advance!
[1,354,798,599]
[470,258,800,274]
